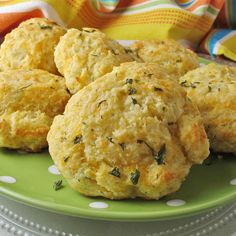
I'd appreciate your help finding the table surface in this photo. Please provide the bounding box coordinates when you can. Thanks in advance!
[0,195,236,236]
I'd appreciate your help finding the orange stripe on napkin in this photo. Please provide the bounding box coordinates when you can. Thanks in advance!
[0,9,44,37]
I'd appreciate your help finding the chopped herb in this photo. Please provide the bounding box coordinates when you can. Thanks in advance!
[124,48,133,53]
[137,140,166,165]
[53,180,63,191]
[107,137,114,144]
[111,49,119,55]
[74,135,83,144]
[128,88,137,95]
[17,84,32,92]
[109,167,120,178]
[168,122,174,125]
[176,59,182,63]
[147,73,153,78]
[83,29,96,33]
[180,80,197,88]
[64,156,70,162]
[118,143,126,151]
[82,122,87,125]
[180,80,187,87]
[208,85,212,92]
[130,169,140,185]
[154,87,163,92]
[98,100,106,107]
[162,106,166,111]
[154,144,166,165]
[137,139,143,144]
[66,88,71,94]
[40,25,52,30]
[91,128,94,132]
[125,78,133,84]
[131,97,138,105]
[91,54,98,57]
[218,88,221,92]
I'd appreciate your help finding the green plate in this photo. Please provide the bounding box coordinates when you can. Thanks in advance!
[0,149,235,221]
[0,58,236,221]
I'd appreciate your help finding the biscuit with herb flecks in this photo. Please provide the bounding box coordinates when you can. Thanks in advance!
[47,62,209,200]
[54,28,134,94]
[130,40,199,78]
[179,63,236,153]
[0,18,66,74]
[0,69,70,152]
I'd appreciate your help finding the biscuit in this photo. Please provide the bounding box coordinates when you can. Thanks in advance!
[130,40,199,78]
[0,69,70,152]
[48,62,209,199]
[0,18,66,74]
[54,28,134,94]
[179,63,236,153]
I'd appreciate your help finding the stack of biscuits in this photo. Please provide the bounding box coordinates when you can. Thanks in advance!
[0,17,235,200]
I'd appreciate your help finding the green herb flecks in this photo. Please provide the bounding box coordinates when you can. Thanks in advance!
[53,180,63,191]
[98,100,106,107]
[137,140,166,165]
[125,78,133,84]
[107,137,114,144]
[180,80,187,87]
[124,48,133,54]
[154,87,163,92]
[74,135,83,144]
[131,97,139,105]
[109,167,121,178]
[118,143,126,151]
[128,88,137,95]
[63,156,70,162]
[130,169,140,185]
[144,72,153,78]
[17,84,32,92]
[180,80,198,88]
[154,144,166,165]
[40,25,52,30]
[110,49,119,55]
[208,85,212,92]
[83,29,96,33]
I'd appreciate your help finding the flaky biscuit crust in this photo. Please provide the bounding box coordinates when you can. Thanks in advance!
[0,69,70,152]
[0,18,66,74]
[179,63,236,153]
[48,62,209,199]
[130,40,199,78]
[54,28,134,94]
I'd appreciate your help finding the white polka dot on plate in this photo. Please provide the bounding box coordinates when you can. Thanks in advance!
[166,199,186,207]
[89,202,108,209]
[48,165,60,175]
[0,176,16,184]
[230,179,236,185]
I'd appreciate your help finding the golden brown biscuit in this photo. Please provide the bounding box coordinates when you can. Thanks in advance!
[0,18,66,74]
[130,40,199,78]
[48,62,209,200]
[54,28,134,94]
[179,63,236,153]
[0,69,70,152]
